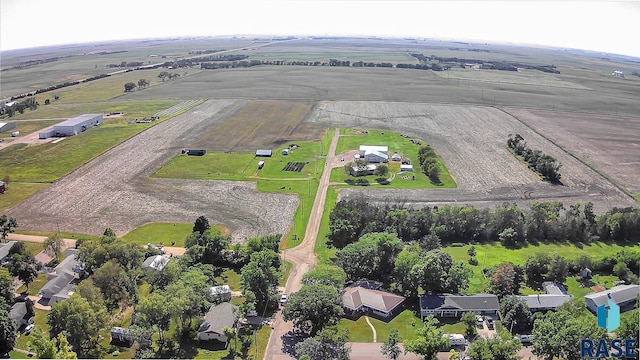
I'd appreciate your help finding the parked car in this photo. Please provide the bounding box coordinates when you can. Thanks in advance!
[485,316,494,330]
[519,334,534,344]
[476,315,484,327]
[24,324,35,334]
[280,294,288,306]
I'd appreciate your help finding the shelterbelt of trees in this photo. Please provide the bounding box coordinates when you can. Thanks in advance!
[329,198,640,248]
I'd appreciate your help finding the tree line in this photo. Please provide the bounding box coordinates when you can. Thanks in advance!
[0,97,38,118]
[418,144,441,182]
[410,53,560,74]
[507,133,562,183]
[328,197,640,249]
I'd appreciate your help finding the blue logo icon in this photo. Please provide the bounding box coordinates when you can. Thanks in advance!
[597,299,620,332]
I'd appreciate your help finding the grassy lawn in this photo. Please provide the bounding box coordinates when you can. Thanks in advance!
[0,120,60,139]
[8,351,31,358]
[0,119,155,183]
[332,129,455,188]
[315,186,339,264]
[120,222,207,247]
[0,182,49,212]
[445,241,630,293]
[16,273,48,296]
[338,309,422,343]
[217,268,242,291]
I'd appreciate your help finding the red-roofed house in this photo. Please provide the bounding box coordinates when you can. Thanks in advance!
[342,286,405,320]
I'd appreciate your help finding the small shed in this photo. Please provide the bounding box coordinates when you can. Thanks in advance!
[208,285,232,302]
[400,164,414,172]
[256,149,272,157]
[111,327,134,346]
[186,149,207,156]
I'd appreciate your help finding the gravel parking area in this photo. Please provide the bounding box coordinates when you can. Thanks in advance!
[7,100,298,242]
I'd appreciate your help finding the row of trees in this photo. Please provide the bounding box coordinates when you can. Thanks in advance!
[418,144,440,182]
[0,97,38,118]
[123,79,150,92]
[507,133,562,183]
[328,197,640,249]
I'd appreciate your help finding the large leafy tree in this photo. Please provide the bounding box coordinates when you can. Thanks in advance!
[47,295,108,357]
[136,292,172,347]
[0,215,18,242]
[240,250,280,312]
[28,328,77,359]
[0,273,13,306]
[0,306,16,356]
[531,301,607,360]
[393,244,421,296]
[466,335,521,360]
[524,253,551,289]
[381,328,402,360]
[43,234,64,259]
[185,229,230,265]
[8,252,40,291]
[295,327,350,360]
[409,250,471,294]
[282,284,344,336]
[500,296,532,334]
[404,316,447,360]
[192,215,210,235]
[489,262,521,298]
[302,264,346,288]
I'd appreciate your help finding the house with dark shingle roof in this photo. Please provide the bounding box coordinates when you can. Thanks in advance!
[341,286,405,320]
[419,294,499,319]
[585,284,639,314]
[198,302,237,343]
[9,301,34,329]
[0,240,17,264]
[40,272,76,306]
[512,294,572,312]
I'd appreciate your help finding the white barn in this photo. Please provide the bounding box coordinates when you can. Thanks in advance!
[359,145,389,163]
[40,114,103,138]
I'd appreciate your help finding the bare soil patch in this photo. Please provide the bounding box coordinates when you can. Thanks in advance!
[186,100,324,151]
[7,100,299,242]
[305,101,637,212]
[503,108,640,194]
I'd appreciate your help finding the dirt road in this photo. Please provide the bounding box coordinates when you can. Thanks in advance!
[263,128,340,360]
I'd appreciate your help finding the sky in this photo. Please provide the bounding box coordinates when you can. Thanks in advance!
[1,0,639,58]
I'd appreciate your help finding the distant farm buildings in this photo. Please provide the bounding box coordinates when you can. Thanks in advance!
[359,145,389,163]
[39,114,103,139]
[611,70,625,78]
[256,149,272,157]
[0,121,16,133]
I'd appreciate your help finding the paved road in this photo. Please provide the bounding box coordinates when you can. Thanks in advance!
[263,128,341,360]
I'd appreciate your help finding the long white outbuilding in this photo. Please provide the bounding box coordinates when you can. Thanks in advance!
[40,113,103,139]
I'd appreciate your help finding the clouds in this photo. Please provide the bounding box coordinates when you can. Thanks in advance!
[1,0,639,57]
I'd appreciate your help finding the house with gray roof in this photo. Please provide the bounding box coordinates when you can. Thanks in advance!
[54,248,84,278]
[359,145,389,163]
[542,281,568,295]
[342,286,405,320]
[585,284,639,314]
[512,294,572,312]
[10,301,34,329]
[142,255,170,271]
[420,294,499,319]
[198,302,237,343]
[0,240,17,264]
[40,272,76,305]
